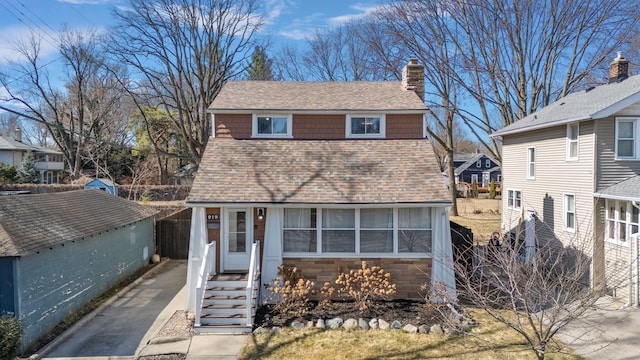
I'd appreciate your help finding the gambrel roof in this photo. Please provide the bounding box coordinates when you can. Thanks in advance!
[0,190,158,257]
[187,138,450,205]
[493,75,640,137]
[210,81,428,113]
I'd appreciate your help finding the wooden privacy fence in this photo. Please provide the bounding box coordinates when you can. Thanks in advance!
[450,221,474,281]
[156,208,191,259]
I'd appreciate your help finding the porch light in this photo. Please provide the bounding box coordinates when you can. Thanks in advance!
[257,208,265,221]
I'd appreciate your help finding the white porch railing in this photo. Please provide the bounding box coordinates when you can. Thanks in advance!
[195,241,216,327]
[246,241,261,327]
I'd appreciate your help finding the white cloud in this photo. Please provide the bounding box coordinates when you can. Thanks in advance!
[0,25,59,65]
[56,0,111,5]
[327,3,382,26]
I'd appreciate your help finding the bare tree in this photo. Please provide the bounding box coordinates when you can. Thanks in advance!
[0,29,133,180]
[380,0,640,163]
[447,217,619,360]
[109,0,264,166]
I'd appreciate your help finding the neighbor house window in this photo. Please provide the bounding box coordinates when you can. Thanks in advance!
[282,207,432,256]
[252,114,292,137]
[507,189,522,209]
[527,147,535,179]
[471,174,478,184]
[347,114,385,138]
[616,118,637,159]
[567,123,579,160]
[605,200,640,246]
[476,160,482,168]
[485,159,491,168]
[564,193,575,232]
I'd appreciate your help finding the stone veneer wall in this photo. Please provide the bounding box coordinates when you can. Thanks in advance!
[281,257,432,300]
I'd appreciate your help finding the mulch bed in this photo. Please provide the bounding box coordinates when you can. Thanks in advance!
[254,299,444,328]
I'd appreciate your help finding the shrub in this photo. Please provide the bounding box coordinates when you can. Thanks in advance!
[471,179,479,198]
[264,265,314,317]
[0,314,23,360]
[335,261,396,312]
[317,281,336,309]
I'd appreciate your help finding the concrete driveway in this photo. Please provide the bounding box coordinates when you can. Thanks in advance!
[558,297,640,360]
[39,260,187,359]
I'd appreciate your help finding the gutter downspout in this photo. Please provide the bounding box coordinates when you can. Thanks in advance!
[633,201,640,306]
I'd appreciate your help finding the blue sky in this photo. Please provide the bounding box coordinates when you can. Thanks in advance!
[0,0,383,65]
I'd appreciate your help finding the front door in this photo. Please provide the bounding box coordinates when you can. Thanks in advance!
[223,208,252,271]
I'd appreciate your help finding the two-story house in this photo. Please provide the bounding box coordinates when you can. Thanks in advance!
[452,153,501,187]
[0,129,64,184]
[493,53,640,304]
[184,60,456,333]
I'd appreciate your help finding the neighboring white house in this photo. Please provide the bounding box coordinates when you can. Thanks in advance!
[0,129,64,184]
[492,52,640,304]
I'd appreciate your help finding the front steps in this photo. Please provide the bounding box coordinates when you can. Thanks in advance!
[196,273,258,334]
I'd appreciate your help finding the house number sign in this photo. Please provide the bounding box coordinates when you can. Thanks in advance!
[207,214,219,222]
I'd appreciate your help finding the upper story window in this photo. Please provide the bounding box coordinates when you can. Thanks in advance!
[476,160,481,168]
[252,114,292,138]
[527,147,535,179]
[485,159,491,168]
[615,118,637,159]
[567,123,579,160]
[346,114,385,138]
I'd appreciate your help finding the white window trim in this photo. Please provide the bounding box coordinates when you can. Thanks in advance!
[615,117,638,160]
[485,159,491,168]
[282,207,432,258]
[507,189,522,210]
[566,123,579,161]
[563,193,576,233]
[527,146,536,179]
[605,199,637,247]
[252,114,293,138]
[346,114,386,138]
[476,160,481,168]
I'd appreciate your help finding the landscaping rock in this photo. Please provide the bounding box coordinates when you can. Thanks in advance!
[253,326,268,334]
[430,324,444,336]
[379,319,390,330]
[391,320,402,329]
[358,318,370,330]
[369,318,379,330]
[327,317,344,329]
[418,325,429,334]
[343,318,358,330]
[291,320,305,330]
[403,324,418,333]
[271,326,282,333]
[316,319,326,329]
[306,320,314,328]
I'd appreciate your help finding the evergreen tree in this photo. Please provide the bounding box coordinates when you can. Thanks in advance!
[246,46,274,80]
[16,151,39,184]
[0,163,17,184]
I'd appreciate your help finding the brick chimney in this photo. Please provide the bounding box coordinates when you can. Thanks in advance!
[14,128,22,143]
[609,51,629,83]
[402,59,425,101]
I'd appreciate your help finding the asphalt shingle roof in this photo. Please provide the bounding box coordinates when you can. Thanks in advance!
[210,81,428,112]
[493,75,640,136]
[0,190,158,257]
[594,175,640,202]
[0,136,62,154]
[186,138,450,205]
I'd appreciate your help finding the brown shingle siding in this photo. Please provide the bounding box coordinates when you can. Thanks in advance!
[292,114,344,139]
[215,114,251,139]
[386,114,424,139]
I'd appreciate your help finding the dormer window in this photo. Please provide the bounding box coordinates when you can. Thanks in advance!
[252,114,292,138]
[346,114,385,138]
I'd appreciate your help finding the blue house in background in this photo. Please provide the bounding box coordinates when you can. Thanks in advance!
[85,178,119,196]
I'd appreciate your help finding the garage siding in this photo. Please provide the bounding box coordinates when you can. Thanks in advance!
[16,219,155,351]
